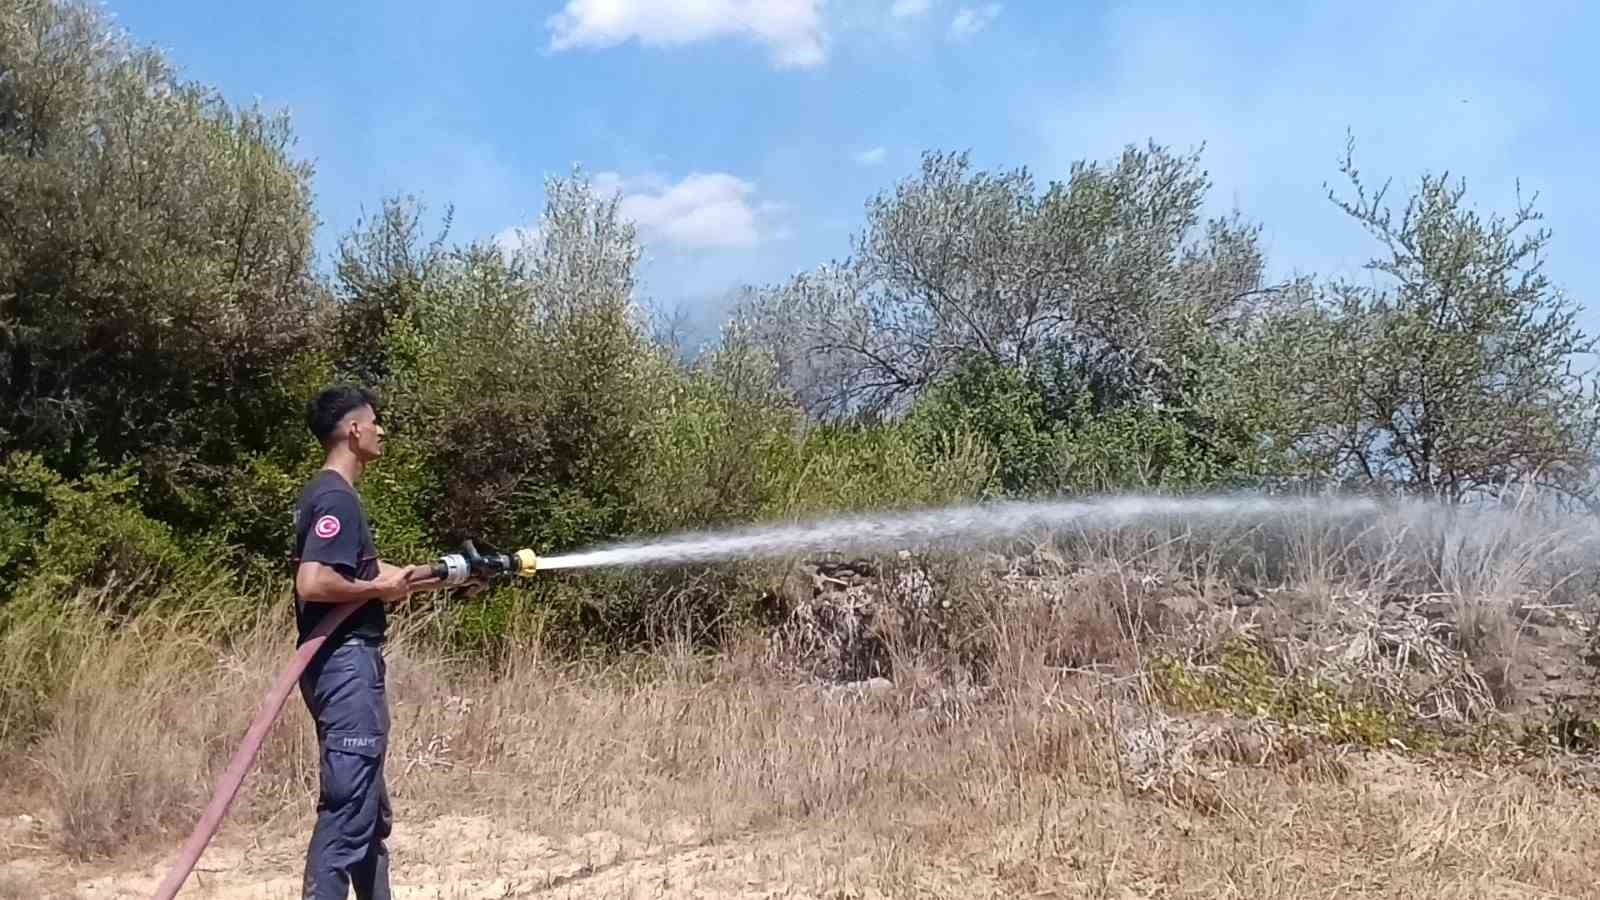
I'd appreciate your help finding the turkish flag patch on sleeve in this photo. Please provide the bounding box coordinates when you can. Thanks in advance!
[314,515,342,539]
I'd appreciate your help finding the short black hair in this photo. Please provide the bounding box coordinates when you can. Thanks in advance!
[307,385,380,448]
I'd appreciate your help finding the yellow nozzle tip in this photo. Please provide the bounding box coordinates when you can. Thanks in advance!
[514,548,539,575]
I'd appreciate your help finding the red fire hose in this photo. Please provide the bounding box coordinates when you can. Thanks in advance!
[147,599,359,900]
[148,544,539,898]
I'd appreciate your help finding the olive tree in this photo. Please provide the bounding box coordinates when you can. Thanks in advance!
[0,0,325,528]
[740,143,1287,420]
[333,195,452,386]
[373,172,675,550]
[1277,140,1600,502]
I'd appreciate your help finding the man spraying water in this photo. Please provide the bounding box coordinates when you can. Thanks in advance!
[291,386,454,899]
[150,402,1461,900]
[148,388,516,900]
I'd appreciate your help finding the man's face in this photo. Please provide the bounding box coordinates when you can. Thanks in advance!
[346,405,385,461]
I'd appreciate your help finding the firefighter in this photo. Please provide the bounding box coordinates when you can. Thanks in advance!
[291,385,438,899]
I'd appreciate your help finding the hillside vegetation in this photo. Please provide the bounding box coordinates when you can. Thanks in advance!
[5,2,1600,896]
[4,0,1596,650]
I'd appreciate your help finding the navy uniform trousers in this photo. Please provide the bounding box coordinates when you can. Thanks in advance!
[299,638,392,900]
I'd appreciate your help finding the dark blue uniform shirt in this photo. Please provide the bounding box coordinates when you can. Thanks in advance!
[291,469,385,646]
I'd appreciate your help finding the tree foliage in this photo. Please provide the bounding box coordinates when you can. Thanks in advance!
[1274,139,1600,501]
[333,195,452,387]
[357,177,674,552]
[2,0,1598,652]
[740,144,1288,420]
[0,0,326,530]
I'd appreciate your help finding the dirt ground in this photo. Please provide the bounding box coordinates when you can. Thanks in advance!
[12,807,832,896]
[8,748,1600,899]
[11,807,853,899]
[7,817,828,899]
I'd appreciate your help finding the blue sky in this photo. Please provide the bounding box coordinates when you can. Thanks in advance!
[105,0,1600,347]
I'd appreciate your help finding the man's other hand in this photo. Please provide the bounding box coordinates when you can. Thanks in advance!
[402,563,440,583]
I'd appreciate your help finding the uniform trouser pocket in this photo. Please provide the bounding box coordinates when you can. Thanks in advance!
[300,643,391,900]
[303,642,389,749]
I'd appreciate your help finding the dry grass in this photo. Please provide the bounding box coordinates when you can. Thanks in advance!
[5,615,1599,897]
[5,502,1600,896]
[0,869,40,900]
[0,599,302,855]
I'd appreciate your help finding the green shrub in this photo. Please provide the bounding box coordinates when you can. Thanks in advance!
[627,330,801,534]
[905,353,1056,495]
[904,352,1253,497]
[0,454,224,613]
[0,454,56,588]
[361,187,668,558]
[760,423,993,519]
[1150,638,1424,749]
[1051,394,1229,492]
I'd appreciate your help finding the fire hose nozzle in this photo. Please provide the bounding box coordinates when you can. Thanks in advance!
[428,540,541,586]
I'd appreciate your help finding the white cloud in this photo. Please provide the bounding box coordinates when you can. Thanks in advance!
[594,171,778,250]
[948,3,1001,40]
[493,224,541,258]
[546,0,826,69]
[852,146,887,166]
[890,0,934,18]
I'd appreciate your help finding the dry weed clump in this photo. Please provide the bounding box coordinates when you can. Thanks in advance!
[760,553,949,683]
[24,602,317,859]
[0,586,122,750]
[384,633,1115,844]
[32,627,221,857]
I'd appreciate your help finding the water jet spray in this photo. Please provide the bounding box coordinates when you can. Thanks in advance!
[533,493,1390,571]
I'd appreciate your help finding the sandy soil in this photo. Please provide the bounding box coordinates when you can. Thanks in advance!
[7,749,1600,900]
[5,813,846,899]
